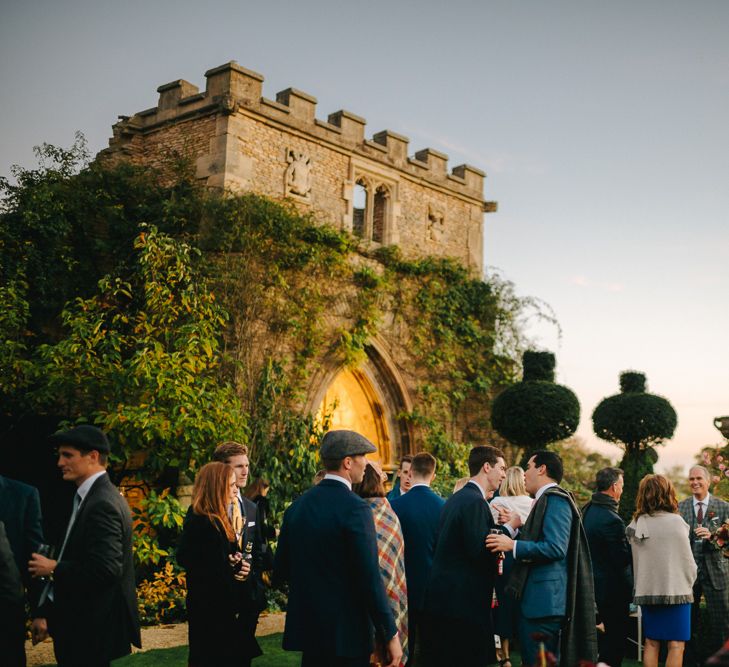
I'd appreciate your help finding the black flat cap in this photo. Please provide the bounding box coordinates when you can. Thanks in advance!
[320,430,377,459]
[49,425,111,454]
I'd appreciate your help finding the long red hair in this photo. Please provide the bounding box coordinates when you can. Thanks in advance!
[191,462,236,542]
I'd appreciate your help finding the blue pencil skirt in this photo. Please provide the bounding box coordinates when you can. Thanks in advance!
[641,603,691,641]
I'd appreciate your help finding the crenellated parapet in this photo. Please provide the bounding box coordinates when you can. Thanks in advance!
[101,61,496,276]
[104,61,493,204]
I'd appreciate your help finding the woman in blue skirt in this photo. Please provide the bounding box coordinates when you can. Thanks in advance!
[627,474,698,667]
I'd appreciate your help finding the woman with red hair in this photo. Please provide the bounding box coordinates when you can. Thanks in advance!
[178,462,258,667]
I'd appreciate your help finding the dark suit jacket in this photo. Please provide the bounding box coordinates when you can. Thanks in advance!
[238,494,266,611]
[582,493,632,606]
[40,473,141,664]
[0,521,24,608]
[679,495,729,590]
[0,475,44,610]
[424,481,499,622]
[390,485,444,612]
[273,478,397,658]
[178,511,261,662]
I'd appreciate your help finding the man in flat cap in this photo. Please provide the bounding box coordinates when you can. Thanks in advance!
[28,425,141,667]
[274,429,402,667]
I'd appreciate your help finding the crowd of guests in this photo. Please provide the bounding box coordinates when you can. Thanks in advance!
[1,424,728,667]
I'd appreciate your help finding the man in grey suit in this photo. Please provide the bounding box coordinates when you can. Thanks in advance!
[678,465,729,664]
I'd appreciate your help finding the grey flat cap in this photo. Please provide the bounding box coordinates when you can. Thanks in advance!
[320,430,377,459]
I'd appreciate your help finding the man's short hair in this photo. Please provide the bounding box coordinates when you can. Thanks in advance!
[595,467,624,492]
[468,445,505,477]
[410,452,437,478]
[78,448,108,466]
[212,441,249,463]
[531,450,564,484]
[689,465,710,481]
[398,455,413,470]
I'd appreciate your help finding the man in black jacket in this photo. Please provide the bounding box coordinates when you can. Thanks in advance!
[582,467,632,667]
[28,425,141,667]
[421,445,507,667]
[0,474,44,666]
[274,429,402,667]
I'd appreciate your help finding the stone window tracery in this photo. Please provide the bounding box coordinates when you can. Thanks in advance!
[350,175,393,244]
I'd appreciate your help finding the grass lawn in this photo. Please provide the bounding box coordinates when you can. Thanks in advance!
[38,635,647,666]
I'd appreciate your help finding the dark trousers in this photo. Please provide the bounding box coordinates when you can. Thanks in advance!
[0,605,26,667]
[406,607,423,666]
[234,605,263,666]
[301,653,370,667]
[518,613,563,667]
[597,600,630,667]
[685,574,729,666]
[419,612,496,667]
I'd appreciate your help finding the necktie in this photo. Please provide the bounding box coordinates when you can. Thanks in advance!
[696,502,704,525]
[231,499,244,549]
[39,492,82,606]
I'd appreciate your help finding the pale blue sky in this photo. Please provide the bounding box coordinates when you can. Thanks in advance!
[2,1,728,471]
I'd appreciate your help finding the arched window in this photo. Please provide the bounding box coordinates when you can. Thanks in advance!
[353,180,368,238]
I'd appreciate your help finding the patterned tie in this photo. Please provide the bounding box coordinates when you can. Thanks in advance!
[231,498,244,549]
[39,492,82,606]
[696,501,704,525]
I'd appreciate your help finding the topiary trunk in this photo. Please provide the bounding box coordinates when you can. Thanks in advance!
[617,446,658,524]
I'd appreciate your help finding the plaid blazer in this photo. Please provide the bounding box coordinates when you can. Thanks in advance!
[678,495,729,590]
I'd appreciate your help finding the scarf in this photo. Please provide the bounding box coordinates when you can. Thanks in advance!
[506,485,598,666]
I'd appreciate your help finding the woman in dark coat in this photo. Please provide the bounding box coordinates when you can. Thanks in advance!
[177,462,260,667]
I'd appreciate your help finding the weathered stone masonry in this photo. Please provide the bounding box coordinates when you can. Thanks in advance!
[100,61,496,276]
[100,61,498,464]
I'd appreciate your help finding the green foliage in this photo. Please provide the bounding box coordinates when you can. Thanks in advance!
[36,226,247,476]
[592,371,677,451]
[246,360,328,528]
[592,371,676,522]
[2,139,548,528]
[697,445,729,501]
[522,350,555,382]
[491,351,580,460]
[550,436,614,507]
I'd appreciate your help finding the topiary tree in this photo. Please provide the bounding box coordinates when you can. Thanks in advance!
[491,350,580,464]
[592,371,677,522]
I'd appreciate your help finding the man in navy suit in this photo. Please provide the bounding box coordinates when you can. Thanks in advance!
[487,450,597,666]
[0,474,43,667]
[391,452,444,666]
[420,445,507,667]
[274,430,402,667]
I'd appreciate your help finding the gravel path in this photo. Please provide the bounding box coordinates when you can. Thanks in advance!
[26,612,286,666]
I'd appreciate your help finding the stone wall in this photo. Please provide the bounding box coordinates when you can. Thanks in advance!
[100,61,497,276]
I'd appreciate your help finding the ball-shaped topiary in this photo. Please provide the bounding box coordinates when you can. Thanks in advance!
[491,351,580,458]
[592,371,677,450]
[592,371,676,522]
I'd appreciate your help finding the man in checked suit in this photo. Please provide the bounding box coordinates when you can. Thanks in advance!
[274,429,402,667]
[212,441,265,665]
[678,465,729,665]
[28,425,140,667]
[390,451,444,666]
[420,445,507,667]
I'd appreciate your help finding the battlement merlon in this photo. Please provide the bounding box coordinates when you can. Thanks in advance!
[103,61,494,202]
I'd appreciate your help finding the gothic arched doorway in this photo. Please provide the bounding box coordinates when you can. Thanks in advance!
[310,344,412,470]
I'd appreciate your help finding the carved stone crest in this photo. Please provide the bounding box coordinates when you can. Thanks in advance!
[427,205,445,242]
[285,150,312,199]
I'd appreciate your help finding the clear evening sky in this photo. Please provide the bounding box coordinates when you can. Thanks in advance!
[2,1,727,472]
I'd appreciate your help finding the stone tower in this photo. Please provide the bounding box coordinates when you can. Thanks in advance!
[101,61,498,466]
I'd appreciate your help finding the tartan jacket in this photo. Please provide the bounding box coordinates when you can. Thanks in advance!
[678,494,729,590]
